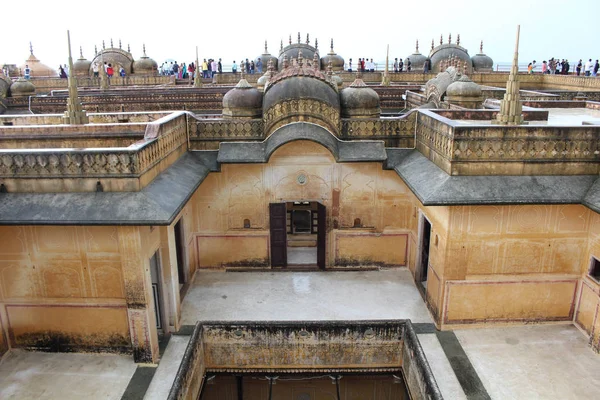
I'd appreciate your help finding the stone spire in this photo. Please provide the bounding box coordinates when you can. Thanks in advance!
[315,38,318,50]
[29,41,33,55]
[431,39,434,51]
[119,39,122,49]
[280,39,283,52]
[265,40,268,53]
[457,34,460,46]
[128,43,131,53]
[494,25,525,125]
[381,44,390,86]
[313,52,319,71]
[480,40,484,53]
[289,34,292,45]
[416,40,419,53]
[102,40,105,50]
[440,35,443,45]
[297,50,304,68]
[79,46,84,59]
[63,30,88,125]
[306,33,310,44]
[297,32,301,43]
[95,45,98,55]
[448,33,451,44]
[194,45,202,88]
[110,38,113,48]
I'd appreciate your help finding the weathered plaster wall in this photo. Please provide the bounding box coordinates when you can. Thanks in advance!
[0,226,130,354]
[191,140,415,268]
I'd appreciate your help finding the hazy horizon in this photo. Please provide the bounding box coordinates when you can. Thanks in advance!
[2,0,599,74]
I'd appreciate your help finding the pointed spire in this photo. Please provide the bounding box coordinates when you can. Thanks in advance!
[315,38,318,50]
[289,34,292,45]
[64,30,88,125]
[280,39,283,52]
[381,44,390,86]
[265,40,268,53]
[119,39,122,49]
[494,25,525,125]
[297,50,304,68]
[79,46,84,59]
[194,45,202,88]
[94,45,98,55]
[306,33,309,44]
[110,38,113,48]
[283,55,289,69]
[440,35,443,45]
[29,41,33,55]
[331,38,334,52]
[297,32,301,43]
[143,44,147,57]
[416,40,419,53]
[431,39,434,51]
[448,33,451,44]
[480,40,484,53]
[128,43,131,53]
[102,40,106,49]
[326,59,333,79]
[457,34,460,46]
[313,52,320,71]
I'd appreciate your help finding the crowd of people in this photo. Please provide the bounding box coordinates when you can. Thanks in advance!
[529,58,599,76]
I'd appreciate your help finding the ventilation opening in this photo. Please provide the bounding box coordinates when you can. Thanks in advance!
[590,257,600,282]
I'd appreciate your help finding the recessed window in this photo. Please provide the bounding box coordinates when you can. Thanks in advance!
[243,219,251,228]
[590,257,600,282]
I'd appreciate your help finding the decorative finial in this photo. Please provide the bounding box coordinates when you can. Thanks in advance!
[457,34,460,46]
[289,34,292,45]
[298,32,301,44]
[79,46,83,58]
[283,55,289,69]
[119,39,122,49]
[327,59,333,78]
[431,39,434,51]
[110,38,113,48]
[29,41,33,55]
[448,33,451,44]
[265,40,268,53]
[313,52,319,71]
[480,40,483,53]
[331,38,334,52]
[463,60,468,75]
[240,65,245,80]
[143,44,147,57]
[280,39,283,52]
[128,43,131,53]
[95,45,98,55]
[315,38,318,50]
[102,40,105,49]
[415,40,419,53]
[440,35,443,45]
[306,33,309,44]
[297,50,303,67]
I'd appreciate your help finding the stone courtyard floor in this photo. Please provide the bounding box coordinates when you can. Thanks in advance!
[0,350,137,400]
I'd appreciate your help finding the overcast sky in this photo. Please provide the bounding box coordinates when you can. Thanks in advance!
[2,0,599,71]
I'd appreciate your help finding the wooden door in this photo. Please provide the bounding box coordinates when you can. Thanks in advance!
[269,203,287,267]
[317,202,326,270]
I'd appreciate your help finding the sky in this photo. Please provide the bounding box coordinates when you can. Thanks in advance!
[1,0,599,72]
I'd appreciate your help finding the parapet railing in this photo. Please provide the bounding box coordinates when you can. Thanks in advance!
[167,320,442,400]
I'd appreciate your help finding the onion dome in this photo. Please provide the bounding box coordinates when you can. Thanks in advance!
[73,47,92,77]
[278,32,318,71]
[446,74,482,97]
[222,73,263,118]
[0,70,11,98]
[10,77,36,97]
[264,51,340,135]
[340,73,381,118]
[471,41,494,72]
[320,39,345,72]
[19,43,59,78]
[429,34,472,74]
[406,40,427,70]
[133,45,158,75]
[255,41,278,71]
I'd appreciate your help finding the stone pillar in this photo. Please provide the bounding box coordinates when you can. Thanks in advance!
[118,226,159,363]
[160,225,182,330]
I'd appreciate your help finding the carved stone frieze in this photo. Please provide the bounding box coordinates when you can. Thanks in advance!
[263,98,340,137]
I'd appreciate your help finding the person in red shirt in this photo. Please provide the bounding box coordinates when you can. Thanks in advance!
[107,64,114,78]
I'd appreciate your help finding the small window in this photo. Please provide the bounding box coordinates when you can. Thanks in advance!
[353,218,362,228]
[590,257,600,282]
[243,219,251,228]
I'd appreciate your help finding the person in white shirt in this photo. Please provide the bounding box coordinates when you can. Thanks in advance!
[584,59,593,77]
[92,63,99,78]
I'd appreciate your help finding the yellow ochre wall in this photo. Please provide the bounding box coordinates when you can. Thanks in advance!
[191,140,413,268]
[0,226,130,355]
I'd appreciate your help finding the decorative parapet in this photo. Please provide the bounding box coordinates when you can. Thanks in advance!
[190,118,264,140]
[0,112,188,180]
[168,320,442,400]
[416,109,600,175]
[341,112,416,147]
[264,98,341,137]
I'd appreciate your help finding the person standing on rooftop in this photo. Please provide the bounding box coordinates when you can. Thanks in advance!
[584,59,592,76]
[593,60,599,77]
[232,60,237,73]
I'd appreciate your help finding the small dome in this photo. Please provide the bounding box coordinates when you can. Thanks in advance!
[446,75,482,97]
[429,39,472,74]
[73,48,92,77]
[222,76,263,118]
[255,41,278,71]
[406,41,427,70]
[19,48,58,78]
[331,74,343,89]
[320,39,345,72]
[10,77,36,97]
[133,46,158,75]
[340,75,381,118]
[257,73,269,89]
[278,35,317,71]
[471,42,493,72]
